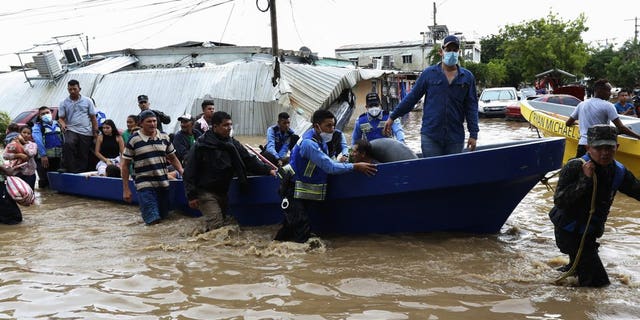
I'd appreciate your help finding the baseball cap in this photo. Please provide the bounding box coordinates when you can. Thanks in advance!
[366,92,380,107]
[443,35,460,48]
[139,110,156,121]
[178,114,194,122]
[137,95,149,103]
[587,125,618,147]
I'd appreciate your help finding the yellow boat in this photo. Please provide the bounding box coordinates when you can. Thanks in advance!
[520,100,640,176]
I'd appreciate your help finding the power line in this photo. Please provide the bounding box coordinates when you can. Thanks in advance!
[219,2,236,44]
[288,0,305,46]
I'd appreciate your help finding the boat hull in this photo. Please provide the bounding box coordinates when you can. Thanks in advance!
[520,100,640,176]
[49,137,565,234]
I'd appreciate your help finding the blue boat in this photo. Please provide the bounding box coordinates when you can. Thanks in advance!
[48,137,565,234]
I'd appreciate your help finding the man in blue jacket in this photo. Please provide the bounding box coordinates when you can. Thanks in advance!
[261,112,299,166]
[383,35,479,157]
[274,109,377,243]
[353,92,405,143]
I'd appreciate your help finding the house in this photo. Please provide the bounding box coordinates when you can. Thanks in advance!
[0,40,388,137]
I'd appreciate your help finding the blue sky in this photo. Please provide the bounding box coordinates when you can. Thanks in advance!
[1,0,637,71]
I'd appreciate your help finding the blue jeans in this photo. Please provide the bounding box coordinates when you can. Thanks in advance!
[137,187,170,224]
[420,134,464,158]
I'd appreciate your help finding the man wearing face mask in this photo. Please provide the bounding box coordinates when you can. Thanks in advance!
[383,35,479,157]
[274,109,378,243]
[32,106,64,188]
[353,92,405,144]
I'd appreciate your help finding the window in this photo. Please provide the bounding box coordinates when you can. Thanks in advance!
[402,55,412,64]
[348,58,358,67]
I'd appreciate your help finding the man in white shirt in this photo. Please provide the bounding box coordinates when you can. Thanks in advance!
[565,79,640,157]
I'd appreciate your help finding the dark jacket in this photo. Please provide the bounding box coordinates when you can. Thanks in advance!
[183,131,271,200]
[551,156,640,237]
[173,128,202,163]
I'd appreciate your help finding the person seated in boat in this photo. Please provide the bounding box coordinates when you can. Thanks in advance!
[173,114,202,165]
[183,111,276,233]
[353,92,405,144]
[350,139,379,164]
[327,129,349,163]
[549,125,640,287]
[121,110,184,225]
[260,112,299,167]
[81,164,122,178]
[274,109,377,243]
[565,79,640,158]
[122,114,140,144]
[613,89,635,116]
[94,119,125,177]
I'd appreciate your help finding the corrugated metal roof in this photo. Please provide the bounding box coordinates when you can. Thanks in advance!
[72,56,139,74]
[0,56,386,136]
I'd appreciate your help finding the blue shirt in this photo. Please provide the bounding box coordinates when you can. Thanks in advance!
[614,102,635,115]
[390,63,479,144]
[292,129,353,178]
[265,125,295,160]
[352,112,405,143]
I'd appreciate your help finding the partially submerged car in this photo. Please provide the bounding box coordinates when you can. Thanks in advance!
[506,94,581,121]
[478,87,518,117]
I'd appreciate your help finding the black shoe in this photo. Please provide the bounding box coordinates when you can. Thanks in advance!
[557,264,572,272]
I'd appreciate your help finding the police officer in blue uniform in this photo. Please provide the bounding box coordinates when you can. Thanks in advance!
[274,110,377,243]
[352,92,405,144]
[261,112,299,166]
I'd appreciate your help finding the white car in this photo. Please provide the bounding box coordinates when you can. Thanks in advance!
[478,87,518,117]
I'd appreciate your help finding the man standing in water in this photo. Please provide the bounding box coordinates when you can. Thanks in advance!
[549,125,640,287]
[183,111,276,232]
[274,110,377,243]
[121,110,183,225]
[383,35,479,157]
[58,79,98,173]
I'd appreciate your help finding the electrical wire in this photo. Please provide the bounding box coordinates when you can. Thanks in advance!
[219,2,236,44]
[288,0,305,46]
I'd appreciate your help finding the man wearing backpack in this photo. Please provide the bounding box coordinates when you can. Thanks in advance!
[549,125,640,287]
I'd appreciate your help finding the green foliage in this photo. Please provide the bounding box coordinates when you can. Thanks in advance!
[500,12,589,84]
[473,12,589,87]
[0,111,11,146]
[479,35,505,63]
[605,41,640,89]
[584,46,616,87]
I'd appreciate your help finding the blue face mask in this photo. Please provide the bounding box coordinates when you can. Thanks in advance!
[443,51,459,66]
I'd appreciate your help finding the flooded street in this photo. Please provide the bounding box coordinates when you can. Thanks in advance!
[2,112,639,319]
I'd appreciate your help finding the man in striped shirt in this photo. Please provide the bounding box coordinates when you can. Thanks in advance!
[121,110,184,225]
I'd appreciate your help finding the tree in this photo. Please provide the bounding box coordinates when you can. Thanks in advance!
[499,12,590,85]
[584,45,616,87]
[606,40,640,89]
[479,34,505,64]
[0,111,11,147]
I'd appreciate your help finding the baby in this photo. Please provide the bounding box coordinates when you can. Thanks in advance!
[3,132,28,168]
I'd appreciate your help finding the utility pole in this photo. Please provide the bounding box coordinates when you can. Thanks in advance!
[269,0,280,86]
[432,2,437,45]
[624,17,638,44]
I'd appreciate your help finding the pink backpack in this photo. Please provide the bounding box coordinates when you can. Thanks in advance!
[5,176,35,206]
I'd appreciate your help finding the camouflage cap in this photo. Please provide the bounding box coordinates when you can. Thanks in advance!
[587,124,618,147]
